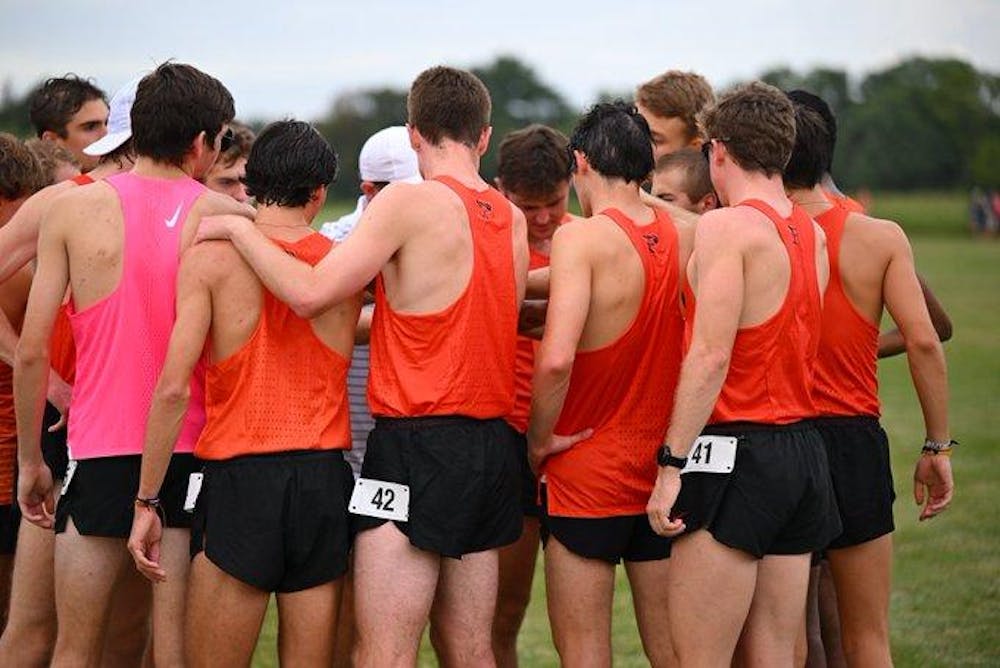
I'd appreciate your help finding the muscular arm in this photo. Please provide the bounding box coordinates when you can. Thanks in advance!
[525,267,551,299]
[527,226,592,470]
[137,251,213,499]
[13,213,69,525]
[878,274,953,358]
[198,185,411,318]
[0,192,52,368]
[661,216,744,456]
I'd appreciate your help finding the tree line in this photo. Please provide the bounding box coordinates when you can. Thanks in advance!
[1,55,997,199]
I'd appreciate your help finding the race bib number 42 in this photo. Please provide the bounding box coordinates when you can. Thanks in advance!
[349,478,410,522]
[681,436,737,474]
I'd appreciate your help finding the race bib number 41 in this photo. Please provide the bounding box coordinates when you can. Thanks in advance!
[681,436,737,474]
[349,478,410,522]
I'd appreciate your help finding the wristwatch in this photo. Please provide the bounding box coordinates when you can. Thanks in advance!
[657,444,687,469]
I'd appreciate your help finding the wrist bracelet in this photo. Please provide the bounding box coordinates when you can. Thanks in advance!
[922,438,958,454]
[135,496,161,508]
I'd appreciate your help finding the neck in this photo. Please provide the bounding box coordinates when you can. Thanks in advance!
[88,159,132,181]
[788,184,835,216]
[721,169,791,215]
[417,141,485,188]
[255,205,312,238]
[131,156,194,180]
[585,178,651,222]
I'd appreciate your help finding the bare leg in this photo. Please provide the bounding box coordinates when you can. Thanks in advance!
[817,560,847,668]
[332,561,355,668]
[739,554,811,667]
[51,520,127,668]
[667,530,757,667]
[149,527,191,668]
[430,548,499,668]
[185,554,269,668]
[804,563,827,668]
[826,535,893,668]
[100,564,151,668]
[625,558,676,667]
[0,514,57,667]
[492,516,540,668]
[276,579,342,667]
[353,524,439,667]
[543,537,614,668]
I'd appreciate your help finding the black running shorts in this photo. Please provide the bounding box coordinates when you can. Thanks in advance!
[41,402,69,481]
[539,483,670,563]
[814,416,896,549]
[191,449,353,593]
[55,454,199,537]
[511,430,540,517]
[354,416,523,558]
[674,421,842,558]
[0,503,18,554]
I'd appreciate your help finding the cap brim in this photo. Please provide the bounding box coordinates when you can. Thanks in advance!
[83,130,131,157]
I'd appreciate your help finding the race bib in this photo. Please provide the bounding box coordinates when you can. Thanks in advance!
[349,478,409,521]
[60,460,78,497]
[681,436,737,474]
[183,472,204,513]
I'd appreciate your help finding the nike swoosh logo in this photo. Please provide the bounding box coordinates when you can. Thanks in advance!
[165,203,183,229]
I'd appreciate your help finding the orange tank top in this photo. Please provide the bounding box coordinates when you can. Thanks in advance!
[367,176,518,419]
[71,174,95,186]
[812,206,880,417]
[50,305,76,384]
[823,188,865,214]
[685,200,822,425]
[507,246,554,434]
[0,362,13,505]
[195,233,352,460]
[545,208,684,517]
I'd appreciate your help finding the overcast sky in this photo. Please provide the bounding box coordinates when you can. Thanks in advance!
[2,0,997,121]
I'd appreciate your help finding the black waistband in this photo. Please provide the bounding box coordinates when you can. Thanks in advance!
[374,415,503,430]
[202,448,346,468]
[809,415,881,429]
[702,419,819,436]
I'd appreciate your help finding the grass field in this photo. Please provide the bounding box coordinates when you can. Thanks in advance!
[253,192,999,666]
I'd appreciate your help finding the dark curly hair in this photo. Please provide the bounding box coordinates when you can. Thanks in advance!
[243,120,338,207]
[568,100,654,184]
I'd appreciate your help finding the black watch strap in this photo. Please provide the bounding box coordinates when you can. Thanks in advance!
[657,444,687,469]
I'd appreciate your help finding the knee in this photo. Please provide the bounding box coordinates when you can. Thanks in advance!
[0,626,55,667]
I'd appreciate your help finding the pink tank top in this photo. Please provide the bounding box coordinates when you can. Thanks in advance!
[67,172,206,459]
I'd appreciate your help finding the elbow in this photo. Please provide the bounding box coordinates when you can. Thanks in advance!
[536,353,574,381]
[156,380,191,410]
[289,284,328,319]
[14,343,49,374]
[698,345,732,377]
[905,332,942,357]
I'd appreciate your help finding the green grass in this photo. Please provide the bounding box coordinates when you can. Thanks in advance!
[252,192,998,666]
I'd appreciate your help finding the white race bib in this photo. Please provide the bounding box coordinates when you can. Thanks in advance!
[349,478,409,521]
[60,460,78,497]
[183,472,204,513]
[681,436,737,474]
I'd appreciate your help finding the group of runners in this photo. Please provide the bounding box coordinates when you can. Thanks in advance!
[0,62,954,667]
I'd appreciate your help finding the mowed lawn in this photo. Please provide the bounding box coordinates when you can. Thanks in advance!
[253,192,999,666]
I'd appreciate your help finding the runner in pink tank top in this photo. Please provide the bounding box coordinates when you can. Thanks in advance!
[68,172,206,460]
[13,63,249,668]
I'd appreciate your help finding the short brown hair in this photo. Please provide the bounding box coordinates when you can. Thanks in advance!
[654,148,713,201]
[636,71,714,142]
[0,133,46,200]
[216,122,255,168]
[407,66,491,147]
[497,124,570,198]
[25,138,80,186]
[699,81,795,177]
[29,75,106,138]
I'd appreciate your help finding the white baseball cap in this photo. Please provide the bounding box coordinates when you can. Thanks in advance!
[83,76,141,157]
[358,126,421,183]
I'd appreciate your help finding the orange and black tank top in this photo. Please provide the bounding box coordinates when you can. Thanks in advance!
[545,208,684,517]
[507,244,555,434]
[812,206,880,417]
[195,233,352,460]
[685,199,822,425]
[367,175,518,419]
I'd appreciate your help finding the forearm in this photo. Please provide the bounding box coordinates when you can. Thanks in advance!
[527,365,572,458]
[663,346,730,456]
[14,350,49,466]
[878,329,905,358]
[137,388,190,498]
[0,312,17,367]
[906,342,950,442]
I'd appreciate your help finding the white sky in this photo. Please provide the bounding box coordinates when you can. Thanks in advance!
[1,0,997,121]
